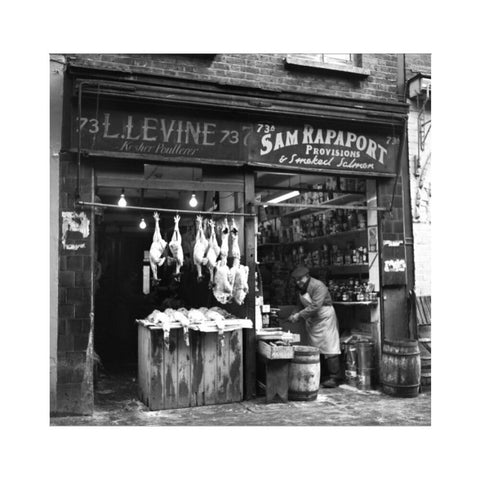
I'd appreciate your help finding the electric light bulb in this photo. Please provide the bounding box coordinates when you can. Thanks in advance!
[139,218,147,229]
[189,193,198,208]
[118,190,127,207]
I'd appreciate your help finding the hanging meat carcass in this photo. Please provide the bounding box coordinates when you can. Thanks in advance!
[232,261,249,305]
[229,218,249,305]
[230,217,241,259]
[205,219,221,285]
[212,258,233,304]
[219,217,230,258]
[212,218,233,304]
[149,212,168,281]
[169,215,184,281]
[193,215,209,280]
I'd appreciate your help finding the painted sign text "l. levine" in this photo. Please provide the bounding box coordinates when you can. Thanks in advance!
[74,109,251,160]
[260,124,389,170]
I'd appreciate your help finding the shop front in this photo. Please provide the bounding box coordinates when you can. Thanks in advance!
[55,65,410,414]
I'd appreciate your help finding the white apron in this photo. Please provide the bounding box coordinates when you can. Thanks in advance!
[300,293,340,355]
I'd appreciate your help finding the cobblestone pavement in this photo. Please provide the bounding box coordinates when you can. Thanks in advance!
[51,371,431,426]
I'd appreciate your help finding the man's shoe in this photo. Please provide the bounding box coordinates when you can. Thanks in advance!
[321,378,338,388]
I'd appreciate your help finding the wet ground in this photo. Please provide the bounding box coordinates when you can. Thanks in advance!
[50,369,431,426]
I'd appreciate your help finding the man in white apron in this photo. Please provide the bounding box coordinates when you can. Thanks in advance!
[288,265,341,388]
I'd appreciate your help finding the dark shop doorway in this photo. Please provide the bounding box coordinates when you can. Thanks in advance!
[94,229,151,372]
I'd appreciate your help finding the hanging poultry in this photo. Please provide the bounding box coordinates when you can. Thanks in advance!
[168,215,184,281]
[205,219,221,285]
[149,212,168,281]
[229,218,249,305]
[231,261,249,305]
[219,217,230,258]
[212,257,233,304]
[212,218,233,304]
[193,215,209,280]
[229,218,241,280]
[230,217,241,259]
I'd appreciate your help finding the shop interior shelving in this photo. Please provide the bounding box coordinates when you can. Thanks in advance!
[258,228,368,247]
[280,193,365,218]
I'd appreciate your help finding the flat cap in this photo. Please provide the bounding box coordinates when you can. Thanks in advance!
[291,265,309,279]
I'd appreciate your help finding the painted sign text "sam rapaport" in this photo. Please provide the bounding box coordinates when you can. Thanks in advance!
[259,124,394,171]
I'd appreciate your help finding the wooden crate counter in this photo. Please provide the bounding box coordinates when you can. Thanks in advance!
[137,321,250,410]
[256,331,300,404]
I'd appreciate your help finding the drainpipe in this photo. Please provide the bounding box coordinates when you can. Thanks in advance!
[397,54,417,339]
[75,81,85,207]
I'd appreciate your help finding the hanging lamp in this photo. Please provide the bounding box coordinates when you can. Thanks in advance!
[118,188,127,207]
[189,193,198,208]
[138,188,146,228]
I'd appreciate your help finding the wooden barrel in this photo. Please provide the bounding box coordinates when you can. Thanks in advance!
[380,339,421,398]
[418,325,432,392]
[288,346,320,401]
[420,356,431,391]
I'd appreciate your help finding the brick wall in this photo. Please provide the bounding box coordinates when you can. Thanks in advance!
[56,158,94,415]
[70,53,402,102]
[412,223,431,297]
[405,54,432,76]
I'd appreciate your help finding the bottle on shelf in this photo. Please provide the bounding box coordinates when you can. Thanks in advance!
[336,246,344,266]
[324,211,332,235]
[347,210,358,230]
[357,211,366,229]
[328,278,378,302]
[341,210,349,232]
[361,247,368,264]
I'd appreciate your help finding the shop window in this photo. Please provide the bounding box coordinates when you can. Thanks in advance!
[284,54,370,77]
[255,171,371,306]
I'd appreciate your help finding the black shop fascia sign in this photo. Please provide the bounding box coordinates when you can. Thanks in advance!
[71,98,401,177]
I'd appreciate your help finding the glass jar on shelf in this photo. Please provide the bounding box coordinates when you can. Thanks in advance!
[361,247,368,264]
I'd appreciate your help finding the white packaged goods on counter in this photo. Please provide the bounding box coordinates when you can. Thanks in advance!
[137,306,253,332]
[256,328,300,344]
